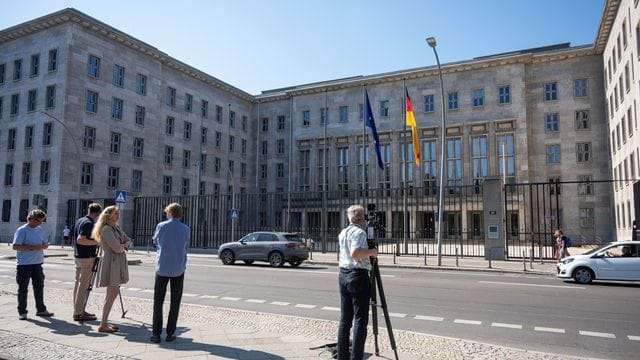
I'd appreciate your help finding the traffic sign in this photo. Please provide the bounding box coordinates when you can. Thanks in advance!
[231,208,239,220]
[115,190,127,204]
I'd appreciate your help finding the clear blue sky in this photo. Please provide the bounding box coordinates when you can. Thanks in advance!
[1,0,605,95]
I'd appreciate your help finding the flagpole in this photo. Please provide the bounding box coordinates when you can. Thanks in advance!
[402,79,408,256]
[362,85,367,209]
[322,89,328,252]
[287,94,293,231]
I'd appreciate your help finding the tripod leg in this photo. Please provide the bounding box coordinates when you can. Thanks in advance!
[118,289,127,318]
[80,257,100,320]
[369,264,379,356]
[373,262,399,360]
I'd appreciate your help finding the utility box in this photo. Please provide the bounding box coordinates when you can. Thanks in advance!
[483,177,505,260]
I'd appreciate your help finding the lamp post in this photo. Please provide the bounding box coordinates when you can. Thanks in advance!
[426,36,446,266]
[41,111,83,222]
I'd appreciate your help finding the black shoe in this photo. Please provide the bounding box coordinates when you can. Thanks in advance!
[149,334,161,343]
[165,334,176,342]
[36,310,54,317]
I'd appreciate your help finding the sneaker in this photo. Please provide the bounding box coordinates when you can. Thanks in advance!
[36,310,54,317]
[18,313,27,320]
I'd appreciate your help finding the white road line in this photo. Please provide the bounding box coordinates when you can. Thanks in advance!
[492,322,522,330]
[295,304,316,309]
[271,301,290,306]
[628,335,640,341]
[141,289,154,293]
[322,306,340,312]
[182,293,198,297]
[200,295,219,299]
[534,327,565,334]
[414,315,444,322]
[123,287,141,291]
[245,299,266,304]
[61,281,73,285]
[220,296,241,301]
[49,280,62,283]
[389,312,407,318]
[454,319,482,325]
[478,281,585,289]
[579,330,616,339]
[188,263,395,277]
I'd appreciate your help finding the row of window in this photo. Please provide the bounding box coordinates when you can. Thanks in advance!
[3,160,51,186]
[0,85,57,117]
[0,49,58,85]
[613,149,638,191]
[611,102,637,153]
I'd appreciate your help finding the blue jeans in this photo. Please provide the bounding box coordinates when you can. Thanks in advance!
[338,268,371,360]
[152,273,184,336]
[16,264,47,315]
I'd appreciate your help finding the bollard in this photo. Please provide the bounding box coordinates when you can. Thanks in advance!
[488,256,492,269]
[424,246,427,266]
[539,244,543,264]
[455,247,459,267]
[522,251,527,271]
[310,245,313,260]
[393,245,396,264]
[530,249,534,269]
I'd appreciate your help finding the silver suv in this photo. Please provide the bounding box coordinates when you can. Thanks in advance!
[218,232,310,267]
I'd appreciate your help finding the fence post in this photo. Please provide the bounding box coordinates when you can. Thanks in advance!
[424,246,427,266]
[488,256,492,269]
[529,249,534,269]
[455,247,459,267]
[393,245,396,265]
[522,251,527,271]
[539,243,543,264]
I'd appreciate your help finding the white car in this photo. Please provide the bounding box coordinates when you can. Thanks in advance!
[557,241,640,284]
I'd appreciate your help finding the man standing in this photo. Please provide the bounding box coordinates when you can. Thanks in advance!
[12,209,54,320]
[150,203,190,343]
[72,203,102,322]
[62,225,71,245]
[337,205,378,360]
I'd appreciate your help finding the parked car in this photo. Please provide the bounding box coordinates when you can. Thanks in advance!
[218,232,310,267]
[557,241,640,284]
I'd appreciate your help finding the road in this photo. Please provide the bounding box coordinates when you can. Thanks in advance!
[1,254,638,359]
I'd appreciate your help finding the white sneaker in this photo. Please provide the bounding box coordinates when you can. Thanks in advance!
[18,313,27,320]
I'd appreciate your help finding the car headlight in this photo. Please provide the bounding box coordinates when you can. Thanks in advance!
[561,258,574,265]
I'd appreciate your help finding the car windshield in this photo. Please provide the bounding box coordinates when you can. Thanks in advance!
[582,242,615,255]
[283,234,302,242]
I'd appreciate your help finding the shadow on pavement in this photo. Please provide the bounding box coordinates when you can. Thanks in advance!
[30,316,104,337]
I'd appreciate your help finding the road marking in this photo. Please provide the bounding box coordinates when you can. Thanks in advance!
[295,304,316,309]
[124,287,141,291]
[182,293,198,297]
[220,296,241,301]
[271,301,290,306]
[628,335,640,341]
[189,263,394,277]
[579,330,616,338]
[245,299,266,304]
[141,289,154,293]
[454,319,482,325]
[492,322,522,330]
[389,312,407,318]
[414,315,444,322]
[322,306,340,312]
[478,281,585,289]
[49,280,62,283]
[200,295,219,299]
[534,327,565,333]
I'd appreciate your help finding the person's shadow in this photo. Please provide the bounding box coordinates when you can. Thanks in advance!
[29,316,104,337]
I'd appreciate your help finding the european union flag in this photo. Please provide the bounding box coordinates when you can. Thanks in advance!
[365,90,384,169]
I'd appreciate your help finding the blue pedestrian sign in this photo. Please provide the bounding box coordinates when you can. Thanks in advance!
[231,208,239,220]
[115,190,127,204]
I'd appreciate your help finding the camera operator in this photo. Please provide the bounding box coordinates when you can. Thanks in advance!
[337,205,378,360]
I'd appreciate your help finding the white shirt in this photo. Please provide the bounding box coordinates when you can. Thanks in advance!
[338,223,371,270]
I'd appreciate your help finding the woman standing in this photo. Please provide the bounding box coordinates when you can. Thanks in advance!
[91,206,130,333]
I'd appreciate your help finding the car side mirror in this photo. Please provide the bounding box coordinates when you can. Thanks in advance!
[239,239,245,244]
[594,252,605,258]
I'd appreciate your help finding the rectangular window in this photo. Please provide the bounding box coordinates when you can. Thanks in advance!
[0,63,4,84]
[200,154,206,172]
[317,148,327,191]
[181,178,190,196]
[379,144,391,192]
[183,121,192,140]
[83,127,96,149]
[230,110,236,128]
[27,89,37,112]
[423,139,437,193]
[214,157,221,173]
[546,144,561,163]
[185,93,193,112]
[166,87,176,107]
[241,138,247,154]
[113,65,125,87]
[30,54,39,77]
[166,116,174,135]
[574,78,588,97]
[261,140,268,155]
[110,132,121,154]
[47,49,57,72]
[447,138,462,193]
[86,90,98,113]
[339,106,349,122]
[229,160,235,177]
[544,82,558,101]
[277,139,285,154]
[546,113,559,132]
[136,73,147,95]
[472,89,484,107]
[182,150,191,168]
[242,115,247,131]
[358,103,364,121]
[201,127,208,144]
[132,169,142,192]
[471,136,487,180]
[575,110,590,130]
[576,142,591,162]
[229,135,235,152]
[299,149,310,191]
[21,162,31,185]
[401,143,414,189]
[357,145,369,192]
[379,100,389,117]
[215,131,222,147]
[579,208,594,229]
[87,55,100,78]
[4,164,14,186]
[549,177,561,195]
[7,128,16,150]
[201,100,208,118]
[260,164,267,179]
[133,137,144,158]
[45,85,55,109]
[277,163,284,178]
[241,163,247,178]
[24,126,34,148]
[278,115,285,129]
[81,163,93,185]
[10,93,19,115]
[135,105,145,125]
[164,146,174,165]
[216,105,223,123]
[447,92,458,110]
[578,175,593,195]
[111,97,123,119]
[262,117,269,131]
[107,167,119,188]
[39,160,50,184]
[499,86,511,104]
[498,133,516,187]
[42,122,52,146]
[302,110,310,126]
[2,200,11,222]
[13,59,22,81]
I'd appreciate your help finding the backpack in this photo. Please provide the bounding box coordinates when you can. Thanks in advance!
[562,235,572,248]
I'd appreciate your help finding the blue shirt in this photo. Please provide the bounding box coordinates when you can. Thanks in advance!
[152,218,190,277]
[338,223,371,270]
[13,224,46,265]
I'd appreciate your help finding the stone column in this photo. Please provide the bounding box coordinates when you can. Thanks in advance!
[483,176,505,260]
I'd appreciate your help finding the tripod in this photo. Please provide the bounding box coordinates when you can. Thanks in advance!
[369,255,399,359]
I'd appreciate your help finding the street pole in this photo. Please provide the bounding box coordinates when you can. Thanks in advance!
[42,111,82,221]
[426,37,446,266]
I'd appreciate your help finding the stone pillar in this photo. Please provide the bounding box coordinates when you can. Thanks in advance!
[483,176,505,260]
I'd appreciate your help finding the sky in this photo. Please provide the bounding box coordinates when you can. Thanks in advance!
[1,0,606,95]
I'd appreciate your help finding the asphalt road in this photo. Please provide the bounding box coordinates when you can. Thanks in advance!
[1,255,639,360]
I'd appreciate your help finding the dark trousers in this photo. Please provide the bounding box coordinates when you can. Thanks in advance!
[337,268,371,360]
[16,264,46,315]
[152,273,184,336]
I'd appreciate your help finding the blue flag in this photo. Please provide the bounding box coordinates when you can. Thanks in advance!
[365,90,384,169]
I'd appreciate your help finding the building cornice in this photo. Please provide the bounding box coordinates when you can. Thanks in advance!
[594,0,621,53]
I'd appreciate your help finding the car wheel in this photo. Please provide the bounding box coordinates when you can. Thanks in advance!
[289,260,303,267]
[220,249,235,265]
[573,266,594,284]
[243,260,254,265]
[268,251,285,267]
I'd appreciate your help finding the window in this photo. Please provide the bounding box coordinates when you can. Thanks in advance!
[262,117,269,131]
[549,177,561,195]
[45,85,55,109]
[183,121,192,140]
[4,164,13,186]
[498,133,516,187]
[181,178,190,196]
[625,64,631,93]
[447,92,458,110]
[578,175,593,195]
[242,115,247,131]
[201,100,208,118]
[356,145,369,192]
[166,87,176,107]
[201,127,208,144]
[472,89,484,107]
[47,49,57,72]
[87,55,100,78]
[42,122,52,146]
[277,139,285,154]
[27,89,37,112]
[200,154,206,171]
[546,144,561,163]
[623,20,628,48]
[135,105,145,125]
[185,94,193,112]
[261,140,268,155]
[81,163,93,185]
[7,128,16,150]
[339,106,349,122]
[401,143,414,189]
[499,86,510,104]
[545,113,559,132]
[21,162,31,185]
[278,115,285,129]
[317,148,328,192]
[106,167,119,188]
[215,131,221,147]
[447,138,462,193]
[24,126,34,149]
[544,82,557,101]
[1,200,11,222]
[579,208,594,229]
[113,65,125,87]
[30,54,39,77]
[83,127,96,149]
[0,63,4,84]
[10,93,19,115]
[182,150,191,168]
[576,142,591,162]
[110,132,121,154]
[379,144,392,192]
[86,90,98,113]
[358,103,364,121]
[299,149,310,191]
[302,110,310,126]
[241,138,247,154]
[164,146,174,165]
[199,181,205,196]
[260,164,267,179]
[241,163,247,178]
[133,138,144,158]
[111,97,123,119]
[136,74,147,95]
[379,100,389,117]
[575,110,590,130]
[216,105,223,123]
[214,157,221,173]
[0,97,3,118]
[13,59,22,81]
[39,160,50,184]
[132,169,142,192]
[165,116,174,135]
[277,163,284,178]
[229,135,235,151]
[423,139,437,193]
[230,110,235,128]
[471,136,487,179]
[229,160,235,176]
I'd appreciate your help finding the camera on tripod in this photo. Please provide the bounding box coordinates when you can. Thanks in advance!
[365,204,385,249]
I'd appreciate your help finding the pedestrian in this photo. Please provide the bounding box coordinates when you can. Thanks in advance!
[12,209,54,320]
[62,225,71,245]
[72,203,102,322]
[337,205,378,360]
[150,203,190,343]
[91,206,130,333]
[554,229,571,260]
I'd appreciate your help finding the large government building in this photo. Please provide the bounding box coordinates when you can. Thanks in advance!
[0,0,636,249]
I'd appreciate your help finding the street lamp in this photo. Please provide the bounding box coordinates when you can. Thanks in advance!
[41,111,83,222]
[426,36,446,266]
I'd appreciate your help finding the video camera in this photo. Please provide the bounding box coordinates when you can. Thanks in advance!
[365,204,385,249]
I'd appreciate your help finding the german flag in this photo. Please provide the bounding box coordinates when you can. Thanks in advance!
[405,89,421,165]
